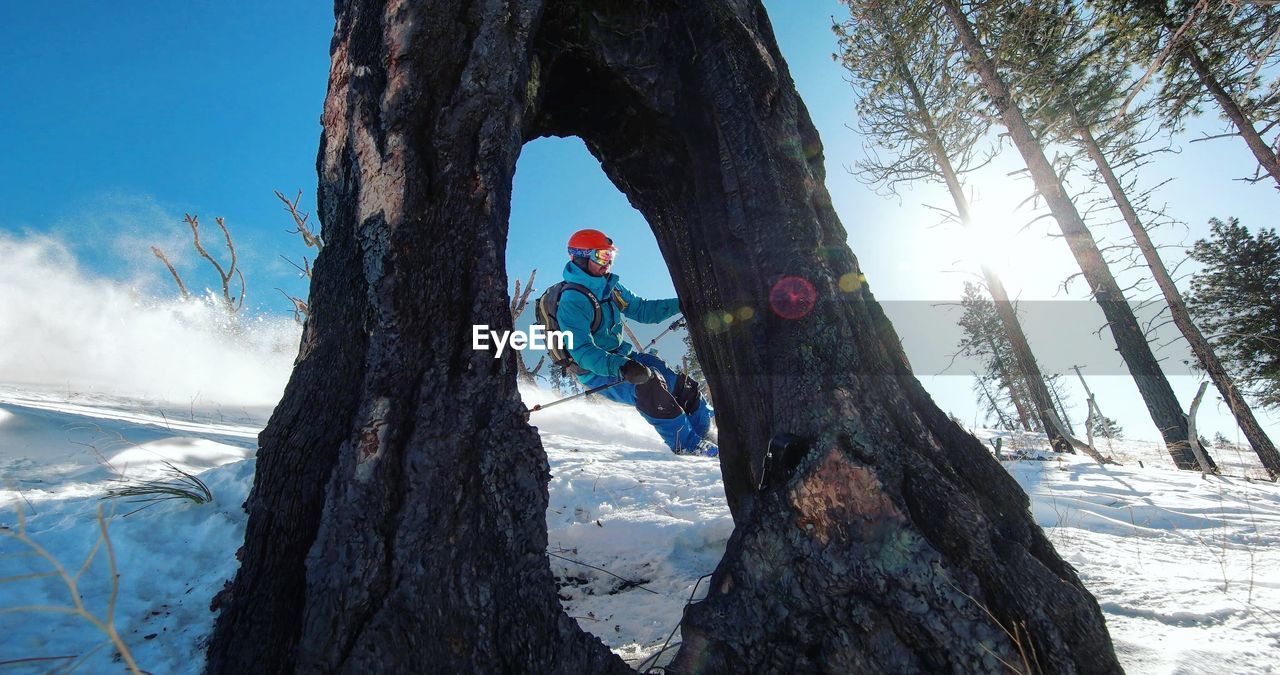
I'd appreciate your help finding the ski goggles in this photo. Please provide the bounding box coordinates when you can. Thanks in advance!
[570,247,617,266]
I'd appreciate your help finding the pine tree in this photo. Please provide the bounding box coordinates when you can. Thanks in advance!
[940,0,1210,470]
[957,282,1038,431]
[986,0,1276,473]
[1186,218,1280,413]
[547,362,579,395]
[1096,0,1280,187]
[1089,413,1124,440]
[1045,371,1077,434]
[680,330,710,403]
[836,0,1072,450]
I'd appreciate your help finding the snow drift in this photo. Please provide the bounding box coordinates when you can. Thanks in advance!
[0,234,300,405]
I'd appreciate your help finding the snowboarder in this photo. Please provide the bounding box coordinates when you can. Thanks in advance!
[547,228,717,456]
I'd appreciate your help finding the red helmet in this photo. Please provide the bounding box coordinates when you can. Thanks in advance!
[567,229,615,251]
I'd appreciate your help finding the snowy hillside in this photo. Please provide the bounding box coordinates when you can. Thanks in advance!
[2,381,1278,673]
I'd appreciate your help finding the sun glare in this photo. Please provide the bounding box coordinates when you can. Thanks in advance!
[924,191,1068,300]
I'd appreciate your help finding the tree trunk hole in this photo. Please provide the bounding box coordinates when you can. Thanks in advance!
[205,2,1122,672]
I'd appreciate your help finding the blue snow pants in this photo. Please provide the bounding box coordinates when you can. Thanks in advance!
[581,352,716,456]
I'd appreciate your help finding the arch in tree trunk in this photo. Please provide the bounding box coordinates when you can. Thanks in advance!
[205,1,1121,672]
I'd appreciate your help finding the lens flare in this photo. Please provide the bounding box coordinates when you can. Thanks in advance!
[838,272,865,293]
[769,276,816,320]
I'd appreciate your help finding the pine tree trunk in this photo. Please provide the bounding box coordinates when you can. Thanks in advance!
[1070,107,1277,476]
[941,0,1207,471]
[989,338,1034,432]
[1012,375,1044,432]
[889,38,1070,450]
[207,1,1121,671]
[1182,43,1280,188]
[975,371,1016,430]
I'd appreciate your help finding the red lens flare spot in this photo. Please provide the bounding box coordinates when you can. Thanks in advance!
[769,276,816,320]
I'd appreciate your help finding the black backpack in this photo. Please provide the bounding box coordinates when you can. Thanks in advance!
[535,282,603,375]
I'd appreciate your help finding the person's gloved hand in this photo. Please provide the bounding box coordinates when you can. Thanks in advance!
[620,359,653,384]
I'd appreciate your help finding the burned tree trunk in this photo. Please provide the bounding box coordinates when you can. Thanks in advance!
[207,1,1120,672]
[205,2,625,672]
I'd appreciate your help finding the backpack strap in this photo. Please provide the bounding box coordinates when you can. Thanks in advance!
[535,282,606,376]
[558,282,603,333]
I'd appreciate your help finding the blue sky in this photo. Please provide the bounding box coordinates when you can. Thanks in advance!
[2,1,1277,444]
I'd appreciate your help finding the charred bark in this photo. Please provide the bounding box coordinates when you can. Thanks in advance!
[206,2,625,672]
[208,1,1121,672]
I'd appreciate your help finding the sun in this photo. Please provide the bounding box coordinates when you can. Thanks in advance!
[929,191,1070,300]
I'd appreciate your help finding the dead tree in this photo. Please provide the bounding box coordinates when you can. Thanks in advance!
[205,2,1120,672]
[276,189,325,252]
[511,269,544,383]
[1074,365,1119,456]
[187,215,244,315]
[1047,405,1116,466]
[152,214,245,316]
[276,190,325,323]
[1187,381,1217,475]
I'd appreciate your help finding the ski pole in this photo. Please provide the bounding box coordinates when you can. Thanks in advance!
[528,379,626,414]
[638,317,687,354]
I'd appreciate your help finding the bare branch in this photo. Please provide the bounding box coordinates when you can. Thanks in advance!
[183,214,243,315]
[280,254,313,279]
[275,190,324,251]
[277,288,310,324]
[150,246,189,300]
[1189,131,1244,142]
[510,269,537,321]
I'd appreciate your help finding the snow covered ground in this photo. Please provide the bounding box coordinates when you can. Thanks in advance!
[2,381,1277,673]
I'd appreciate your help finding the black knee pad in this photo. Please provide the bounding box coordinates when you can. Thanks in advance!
[635,377,682,419]
[673,374,703,415]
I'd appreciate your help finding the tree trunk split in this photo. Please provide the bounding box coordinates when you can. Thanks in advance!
[206,1,1121,672]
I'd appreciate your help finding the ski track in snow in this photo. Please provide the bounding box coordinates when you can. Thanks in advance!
[1,383,1278,673]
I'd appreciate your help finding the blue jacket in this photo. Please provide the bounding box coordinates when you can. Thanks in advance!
[555,261,681,378]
